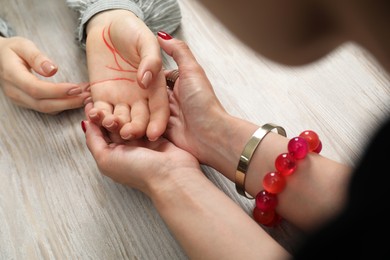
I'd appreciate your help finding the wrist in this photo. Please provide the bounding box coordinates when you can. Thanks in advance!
[237,128,351,231]
[148,166,206,206]
[86,9,137,35]
[198,111,260,182]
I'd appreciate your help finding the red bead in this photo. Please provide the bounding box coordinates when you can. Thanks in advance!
[255,190,278,211]
[253,129,322,228]
[275,153,297,176]
[263,212,282,227]
[299,130,320,152]
[313,140,322,153]
[288,137,309,160]
[253,207,275,225]
[263,171,286,194]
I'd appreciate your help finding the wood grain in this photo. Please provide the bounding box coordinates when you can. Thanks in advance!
[0,0,389,258]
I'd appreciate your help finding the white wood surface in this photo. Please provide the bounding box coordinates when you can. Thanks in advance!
[1,0,389,259]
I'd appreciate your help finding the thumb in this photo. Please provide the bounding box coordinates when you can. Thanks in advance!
[137,45,163,89]
[157,31,200,70]
[83,120,110,160]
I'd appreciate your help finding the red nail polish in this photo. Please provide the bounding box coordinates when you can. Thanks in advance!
[157,31,173,40]
[81,121,86,133]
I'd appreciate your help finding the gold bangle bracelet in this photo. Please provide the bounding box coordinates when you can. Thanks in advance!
[235,123,287,199]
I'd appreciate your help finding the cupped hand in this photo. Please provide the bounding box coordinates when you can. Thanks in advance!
[83,103,200,196]
[0,36,90,114]
[158,35,230,165]
[85,10,169,142]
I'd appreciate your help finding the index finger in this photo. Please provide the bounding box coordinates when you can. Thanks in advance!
[8,68,83,99]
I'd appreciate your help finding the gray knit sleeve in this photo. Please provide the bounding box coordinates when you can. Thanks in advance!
[0,18,15,37]
[66,0,182,47]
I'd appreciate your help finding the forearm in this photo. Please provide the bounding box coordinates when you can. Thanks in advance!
[202,114,352,231]
[151,167,290,259]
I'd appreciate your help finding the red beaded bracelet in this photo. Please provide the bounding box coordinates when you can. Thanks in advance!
[253,130,322,227]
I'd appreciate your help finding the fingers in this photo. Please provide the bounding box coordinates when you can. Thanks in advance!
[87,102,111,126]
[137,48,163,89]
[83,105,118,146]
[84,120,110,162]
[10,96,89,114]
[146,81,170,141]
[0,37,89,113]
[147,106,169,141]
[3,49,86,100]
[11,38,58,77]
[120,100,149,140]
[7,73,85,100]
[137,33,162,88]
[90,93,169,142]
[84,102,94,116]
[3,82,90,114]
[90,100,150,141]
[101,104,130,132]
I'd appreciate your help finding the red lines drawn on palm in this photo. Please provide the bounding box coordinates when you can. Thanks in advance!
[89,24,137,87]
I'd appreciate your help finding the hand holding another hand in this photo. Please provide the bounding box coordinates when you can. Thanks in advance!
[158,33,248,170]
[83,103,200,196]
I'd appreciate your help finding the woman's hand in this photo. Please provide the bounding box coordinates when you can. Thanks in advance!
[85,10,169,142]
[0,36,90,114]
[83,103,200,196]
[158,34,251,169]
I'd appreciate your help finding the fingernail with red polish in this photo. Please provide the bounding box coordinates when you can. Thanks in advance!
[157,31,173,40]
[81,121,86,133]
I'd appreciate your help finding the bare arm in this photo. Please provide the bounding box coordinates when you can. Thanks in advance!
[153,166,290,259]
[159,36,353,232]
[83,118,290,259]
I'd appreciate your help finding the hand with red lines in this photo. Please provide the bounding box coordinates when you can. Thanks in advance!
[85,10,169,142]
[0,36,90,114]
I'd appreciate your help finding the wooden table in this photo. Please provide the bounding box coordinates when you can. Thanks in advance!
[1,0,389,259]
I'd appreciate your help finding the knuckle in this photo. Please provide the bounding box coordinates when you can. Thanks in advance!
[1,68,16,82]
[176,40,190,50]
[30,52,44,67]
[35,101,54,114]
[3,86,19,102]
[25,85,42,99]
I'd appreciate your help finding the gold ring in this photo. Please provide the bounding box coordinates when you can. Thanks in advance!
[166,69,179,90]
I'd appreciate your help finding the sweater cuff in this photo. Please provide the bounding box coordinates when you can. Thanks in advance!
[0,18,15,37]
[77,0,143,48]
